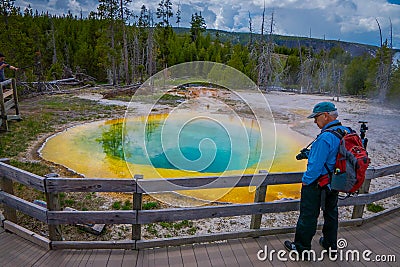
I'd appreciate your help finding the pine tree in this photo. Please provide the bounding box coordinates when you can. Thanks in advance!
[190,12,206,42]
[156,0,173,27]
[96,0,132,85]
[155,0,174,68]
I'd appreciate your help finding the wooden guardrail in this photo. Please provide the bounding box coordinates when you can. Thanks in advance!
[0,159,399,250]
[0,78,21,131]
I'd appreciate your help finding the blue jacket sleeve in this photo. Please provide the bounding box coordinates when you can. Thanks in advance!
[302,136,332,185]
[301,120,348,185]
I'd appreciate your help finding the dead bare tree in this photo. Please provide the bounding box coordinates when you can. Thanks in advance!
[273,53,287,86]
[376,18,391,102]
[295,28,317,94]
[330,59,340,101]
[305,28,314,93]
[266,10,276,87]
[261,2,265,37]
[256,2,266,88]
[316,53,327,94]
[303,59,314,93]
[50,19,57,64]
[297,39,305,93]
[256,4,276,91]
[121,0,130,85]
[248,11,253,47]
[130,32,140,83]
[336,70,341,101]
[147,27,156,77]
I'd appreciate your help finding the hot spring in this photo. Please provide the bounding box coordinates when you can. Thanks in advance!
[40,113,309,204]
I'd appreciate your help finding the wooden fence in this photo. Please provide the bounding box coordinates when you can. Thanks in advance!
[0,158,399,250]
[0,79,21,131]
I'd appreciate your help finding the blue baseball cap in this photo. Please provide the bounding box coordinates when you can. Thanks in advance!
[307,102,337,118]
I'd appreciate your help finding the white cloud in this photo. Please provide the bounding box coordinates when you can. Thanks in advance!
[68,0,81,12]
[213,7,224,30]
[48,0,57,8]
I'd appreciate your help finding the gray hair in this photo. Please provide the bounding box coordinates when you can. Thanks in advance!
[328,110,338,118]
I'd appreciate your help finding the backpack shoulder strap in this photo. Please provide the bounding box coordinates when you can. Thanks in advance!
[324,128,344,139]
[322,123,345,178]
[324,162,332,177]
[323,121,353,140]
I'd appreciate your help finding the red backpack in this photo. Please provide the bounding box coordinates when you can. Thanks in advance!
[318,129,371,195]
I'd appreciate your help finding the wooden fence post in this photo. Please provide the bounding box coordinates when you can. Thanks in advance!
[351,179,371,219]
[0,81,7,131]
[0,158,17,222]
[250,170,268,229]
[12,78,20,117]
[44,173,62,241]
[132,174,143,244]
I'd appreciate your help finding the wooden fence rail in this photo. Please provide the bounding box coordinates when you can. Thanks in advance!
[0,160,399,250]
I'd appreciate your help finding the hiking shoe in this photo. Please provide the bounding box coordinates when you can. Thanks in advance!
[284,241,311,261]
[284,240,297,251]
[319,237,337,258]
[319,237,328,250]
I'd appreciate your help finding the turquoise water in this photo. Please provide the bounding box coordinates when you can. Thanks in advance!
[121,116,262,173]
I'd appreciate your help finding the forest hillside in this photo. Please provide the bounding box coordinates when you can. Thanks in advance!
[0,1,399,104]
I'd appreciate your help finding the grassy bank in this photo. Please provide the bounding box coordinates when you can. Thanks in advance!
[0,94,126,173]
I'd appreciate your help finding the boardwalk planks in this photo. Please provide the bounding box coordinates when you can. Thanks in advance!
[0,212,399,265]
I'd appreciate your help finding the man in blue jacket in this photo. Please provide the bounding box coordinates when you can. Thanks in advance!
[284,102,350,260]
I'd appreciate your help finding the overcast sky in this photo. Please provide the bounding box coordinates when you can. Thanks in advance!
[14,0,400,49]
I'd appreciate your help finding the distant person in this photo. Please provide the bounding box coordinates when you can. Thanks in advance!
[0,53,19,82]
[284,102,350,260]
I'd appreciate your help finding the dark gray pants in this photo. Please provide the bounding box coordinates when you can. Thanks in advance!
[294,182,338,252]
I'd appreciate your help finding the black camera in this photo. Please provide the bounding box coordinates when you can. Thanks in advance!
[296,148,310,160]
[358,121,368,149]
[358,121,368,136]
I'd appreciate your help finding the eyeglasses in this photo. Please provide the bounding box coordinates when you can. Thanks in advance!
[314,112,325,118]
